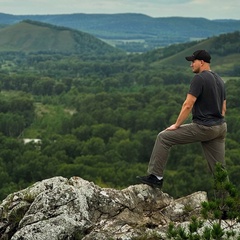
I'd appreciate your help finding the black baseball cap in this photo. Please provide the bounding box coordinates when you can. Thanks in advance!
[185,50,211,63]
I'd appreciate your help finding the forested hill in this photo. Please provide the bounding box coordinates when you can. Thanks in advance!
[136,31,240,72]
[1,13,240,51]
[0,20,123,55]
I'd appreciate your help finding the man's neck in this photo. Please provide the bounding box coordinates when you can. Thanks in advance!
[200,64,211,72]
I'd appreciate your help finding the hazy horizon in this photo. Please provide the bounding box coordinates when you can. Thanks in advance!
[0,0,239,20]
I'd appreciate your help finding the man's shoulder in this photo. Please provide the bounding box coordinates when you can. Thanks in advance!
[199,71,223,82]
[199,70,213,76]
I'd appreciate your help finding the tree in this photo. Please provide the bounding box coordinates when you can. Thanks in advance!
[0,113,25,137]
[92,123,118,143]
[166,163,240,239]
[201,164,240,239]
[32,77,55,95]
[82,137,106,155]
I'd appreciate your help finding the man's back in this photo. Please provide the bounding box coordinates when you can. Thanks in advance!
[189,70,225,126]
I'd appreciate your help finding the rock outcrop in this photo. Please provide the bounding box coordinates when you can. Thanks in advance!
[0,176,207,239]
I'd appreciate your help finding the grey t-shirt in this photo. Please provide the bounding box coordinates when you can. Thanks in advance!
[188,70,226,126]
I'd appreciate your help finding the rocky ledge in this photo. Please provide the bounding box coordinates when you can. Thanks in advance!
[0,176,207,239]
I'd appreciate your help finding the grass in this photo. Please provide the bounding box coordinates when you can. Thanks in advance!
[23,103,73,138]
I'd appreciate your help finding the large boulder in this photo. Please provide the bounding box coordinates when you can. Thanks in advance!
[0,176,207,239]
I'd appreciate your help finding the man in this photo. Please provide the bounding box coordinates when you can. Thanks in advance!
[137,50,227,188]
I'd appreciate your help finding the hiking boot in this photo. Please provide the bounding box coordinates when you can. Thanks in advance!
[136,174,163,189]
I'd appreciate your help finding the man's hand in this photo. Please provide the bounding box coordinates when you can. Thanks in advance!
[166,94,196,131]
[166,124,179,131]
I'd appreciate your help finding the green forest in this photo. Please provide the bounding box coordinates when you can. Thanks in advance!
[0,31,240,202]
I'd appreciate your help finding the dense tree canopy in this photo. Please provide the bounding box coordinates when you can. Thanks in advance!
[0,48,239,202]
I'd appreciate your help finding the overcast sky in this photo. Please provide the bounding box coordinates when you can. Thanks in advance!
[0,0,239,20]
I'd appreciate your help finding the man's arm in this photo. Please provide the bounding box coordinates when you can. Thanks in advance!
[167,93,197,130]
[222,100,226,116]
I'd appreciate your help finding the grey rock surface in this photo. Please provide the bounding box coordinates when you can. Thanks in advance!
[0,176,208,239]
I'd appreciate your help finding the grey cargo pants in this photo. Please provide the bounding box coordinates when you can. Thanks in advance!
[148,122,227,177]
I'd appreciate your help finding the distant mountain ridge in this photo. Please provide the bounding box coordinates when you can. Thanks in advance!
[0,20,122,55]
[0,13,240,51]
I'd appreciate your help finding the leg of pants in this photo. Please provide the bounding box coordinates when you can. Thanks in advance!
[201,135,226,174]
[147,122,227,177]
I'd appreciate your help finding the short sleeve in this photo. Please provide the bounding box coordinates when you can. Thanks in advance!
[188,75,203,98]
